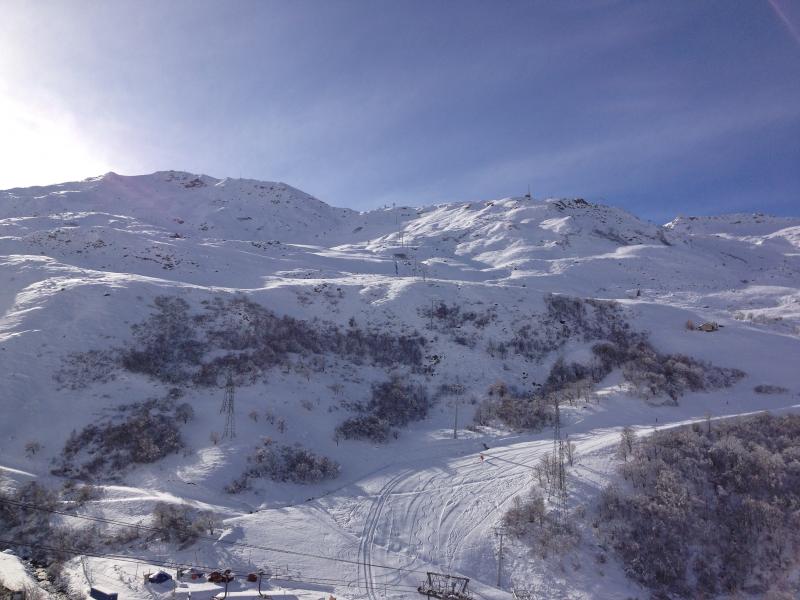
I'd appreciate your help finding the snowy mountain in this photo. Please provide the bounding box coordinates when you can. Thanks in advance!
[1,171,799,600]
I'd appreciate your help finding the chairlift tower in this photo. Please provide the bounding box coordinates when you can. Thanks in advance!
[494,527,507,588]
[417,572,473,600]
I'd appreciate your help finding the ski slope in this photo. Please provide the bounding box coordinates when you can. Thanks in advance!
[1,171,799,599]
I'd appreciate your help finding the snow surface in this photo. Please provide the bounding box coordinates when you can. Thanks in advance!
[1,171,799,600]
[0,551,36,593]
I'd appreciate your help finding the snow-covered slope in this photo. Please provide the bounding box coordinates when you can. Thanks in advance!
[1,171,799,600]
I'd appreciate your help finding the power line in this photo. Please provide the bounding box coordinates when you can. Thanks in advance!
[0,537,218,572]
[0,537,427,595]
[1,503,499,600]
[0,497,432,576]
[1,500,497,600]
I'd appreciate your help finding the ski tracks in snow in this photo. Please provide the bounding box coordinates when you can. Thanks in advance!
[347,417,765,598]
[357,469,412,600]
[350,440,561,598]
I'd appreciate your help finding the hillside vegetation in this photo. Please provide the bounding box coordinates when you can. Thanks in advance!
[1,172,798,600]
[598,413,800,598]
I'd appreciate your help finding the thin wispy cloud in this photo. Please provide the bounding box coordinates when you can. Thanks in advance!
[767,0,800,46]
[0,1,797,220]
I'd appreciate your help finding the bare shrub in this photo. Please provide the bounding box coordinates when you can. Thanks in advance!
[597,413,800,598]
[481,318,742,432]
[419,302,496,331]
[621,344,744,404]
[754,384,788,395]
[24,441,42,458]
[503,488,579,555]
[190,295,426,384]
[336,375,431,442]
[152,502,207,547]
[476,350,613,431]
[503,490,546,535]
[616,426,636,462]
[510,295,630,361]
[61,294,428,388]
[175,402,195,424]
[475,382,554,431]
[226,440,339,492]
[121,296,202,384]
[0,481,65,563]
[53,349,118,390]
[61,480,101,505]
[195,510,220,535]
[52,397,186,480]
[565,438,576,466]
[590,333,744,405]
[335,415,391,443]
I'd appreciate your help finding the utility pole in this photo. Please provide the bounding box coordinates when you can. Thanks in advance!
[453,400,458,440]
[494,527,507,588]
[81,555,93,586]
[552,395,560,497]
[452,380,465,439]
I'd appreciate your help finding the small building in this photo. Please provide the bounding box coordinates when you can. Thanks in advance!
[148,572,173,585]
[90,587,119,600]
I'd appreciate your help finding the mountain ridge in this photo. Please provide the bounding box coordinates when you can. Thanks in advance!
[1,170,799,600]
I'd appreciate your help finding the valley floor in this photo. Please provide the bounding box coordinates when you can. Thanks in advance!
[6,387,796,600]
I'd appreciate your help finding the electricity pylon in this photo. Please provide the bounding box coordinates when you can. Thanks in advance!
[221,373,236,439]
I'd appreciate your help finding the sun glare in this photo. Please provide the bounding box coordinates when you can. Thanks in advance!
[0,93,111,190]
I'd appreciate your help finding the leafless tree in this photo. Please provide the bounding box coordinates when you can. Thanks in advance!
[617,426,636,462]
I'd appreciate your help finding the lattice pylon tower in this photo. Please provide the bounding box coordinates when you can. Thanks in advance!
[552,394,561,491]
[556,439,568,527]
[221,373,236,439]
[552,394,567,527]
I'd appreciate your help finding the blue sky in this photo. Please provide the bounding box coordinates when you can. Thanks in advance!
[1,0,798,222]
